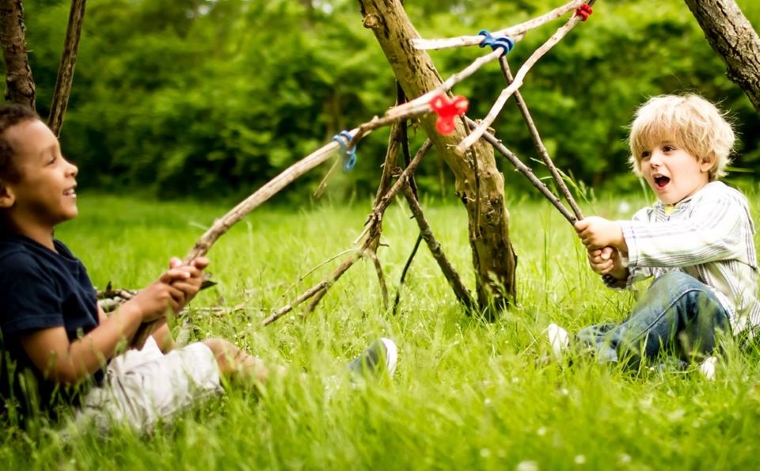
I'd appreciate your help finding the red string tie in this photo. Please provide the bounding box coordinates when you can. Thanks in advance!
[575,4,593,21]
[429,94,469,135]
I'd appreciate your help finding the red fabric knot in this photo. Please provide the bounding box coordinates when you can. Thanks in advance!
[575,3,593,21]
[429,94,469,135]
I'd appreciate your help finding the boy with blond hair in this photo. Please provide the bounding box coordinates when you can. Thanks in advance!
[552,93,759,369]
[0,104,396,431]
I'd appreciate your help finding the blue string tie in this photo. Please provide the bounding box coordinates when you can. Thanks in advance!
[478,30,514,57]
[332,130,357,171]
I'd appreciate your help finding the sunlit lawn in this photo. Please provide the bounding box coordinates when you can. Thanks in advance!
[3,187,760,470]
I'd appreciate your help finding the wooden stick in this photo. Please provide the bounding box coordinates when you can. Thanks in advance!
[134,128,359,343]
[367,249,389,309]
[411,0,583,50]
[499,57,583,220]
[401,183,475,310]
[48,0,87,136]
[458,11,586,154]
[465,117,576,224]
[392,233,423,315]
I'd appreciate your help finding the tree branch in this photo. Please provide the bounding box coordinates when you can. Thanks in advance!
[48,0,87,136]
[401,183,475,310]
[499,57,583,221]
[683,0,760,112]
[465,117,576,224]
[412,0,583,50]
[458,10,589,154]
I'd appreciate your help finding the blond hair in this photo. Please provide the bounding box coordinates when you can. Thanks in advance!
[628,94,735,181]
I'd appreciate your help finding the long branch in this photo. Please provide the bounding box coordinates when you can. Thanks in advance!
[412,0,583,50]
[48,0,87,136]
[500,58,583,220]
[465,117,576,224]
[134,129,358,343]
[185,132,357,261]
[457,11,586,154]
[401,184,475,310]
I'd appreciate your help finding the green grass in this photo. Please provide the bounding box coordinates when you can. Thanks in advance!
[4,190,760,470]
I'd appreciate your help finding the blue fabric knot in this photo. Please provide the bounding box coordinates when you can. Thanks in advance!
[332,130,357,171]
[478,30,514,57]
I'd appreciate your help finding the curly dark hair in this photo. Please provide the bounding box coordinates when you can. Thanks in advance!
[0,104,39,183]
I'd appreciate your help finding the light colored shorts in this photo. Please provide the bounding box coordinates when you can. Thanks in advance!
[74,337,223,432]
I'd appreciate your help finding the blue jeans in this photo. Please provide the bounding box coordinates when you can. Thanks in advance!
[576,272,731,367]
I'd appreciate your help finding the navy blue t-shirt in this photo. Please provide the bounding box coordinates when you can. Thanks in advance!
[0,234,103,417]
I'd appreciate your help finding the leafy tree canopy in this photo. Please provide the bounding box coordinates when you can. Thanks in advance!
[6,0,759,202]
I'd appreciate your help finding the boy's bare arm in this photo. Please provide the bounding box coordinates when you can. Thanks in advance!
[20,301,145,384]
[18,268,192,385]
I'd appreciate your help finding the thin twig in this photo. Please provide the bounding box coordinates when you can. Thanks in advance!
[401,184,475,310]
[458,11,587,154]
[465,117,576,224]
[274,248,359,305]
[367,249,389,309]
[411,0,583,50]
[373,119,404,206]
[262,279,338,326]
[392,233,423,315]
[499,57,583,220]
[262,140,433,326]
[313,158,342,199]
[300,140,433,318]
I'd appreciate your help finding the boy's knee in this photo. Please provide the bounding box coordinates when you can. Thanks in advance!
[201,338,269,382]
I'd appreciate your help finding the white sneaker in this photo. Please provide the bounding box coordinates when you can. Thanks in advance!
[547,323,570,361]
[699,356,717,381]
[348,338,398,377]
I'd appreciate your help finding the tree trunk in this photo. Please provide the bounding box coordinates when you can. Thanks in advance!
[357,0,518,314]
[0,0,35,108]
[684,0,760,112]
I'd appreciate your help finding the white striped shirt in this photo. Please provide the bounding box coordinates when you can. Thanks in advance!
[604,181,760,335]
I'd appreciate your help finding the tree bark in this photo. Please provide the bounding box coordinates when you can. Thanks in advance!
[0,0,35,108]
[684,0,760,112]
[48,0,87,136]
[357,0,518,314]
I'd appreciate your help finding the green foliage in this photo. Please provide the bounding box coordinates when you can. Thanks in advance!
[2,193,758,468]
[5,0,760,202]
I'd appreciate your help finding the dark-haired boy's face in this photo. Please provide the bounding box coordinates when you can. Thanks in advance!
[0,119,79,230]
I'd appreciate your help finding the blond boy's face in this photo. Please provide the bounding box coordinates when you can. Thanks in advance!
[1,119,79,230]
[638,139,712,205]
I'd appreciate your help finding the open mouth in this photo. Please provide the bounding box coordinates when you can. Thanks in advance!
[63,187,77,197]
[653,175,670,189]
